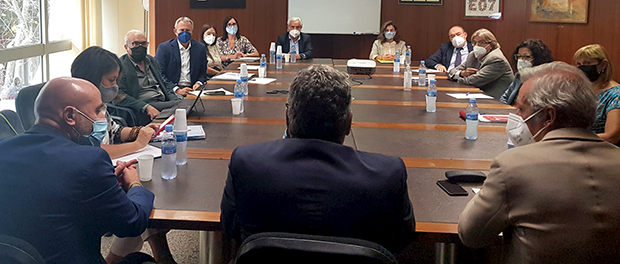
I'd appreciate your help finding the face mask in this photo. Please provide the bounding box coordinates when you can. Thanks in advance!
[204,34,216,45]
[517,59,533,72]
[506,108,545,147]
[177,31,192,43]
[473,46,488,59]
[451,36,466,48]
[289,29,300,38]
[72,108,108,146]
[384,31,395,40]
[99,84,119,103]
[578,64,602,82]
[226,26,238,35]
[130,46,147,62]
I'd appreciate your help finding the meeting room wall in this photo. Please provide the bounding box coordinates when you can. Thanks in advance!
[151,0,620,80]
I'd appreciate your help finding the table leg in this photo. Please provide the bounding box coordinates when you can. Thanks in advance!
[435,242,456,264]
[199,231,223,264]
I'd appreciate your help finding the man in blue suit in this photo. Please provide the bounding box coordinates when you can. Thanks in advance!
[276,17,313,60]
[426,26,473,72]
[156,16,208,96]
[221,65,415,254]
[0,77,154,264]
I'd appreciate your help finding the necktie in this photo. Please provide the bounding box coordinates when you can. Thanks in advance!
[454,48,463,67]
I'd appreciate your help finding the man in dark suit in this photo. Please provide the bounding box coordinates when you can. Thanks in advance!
[155,17,208,96]
[426,26,473,72]
[221,65,415,253]
[276,17,313,60]
[0,77,154,264]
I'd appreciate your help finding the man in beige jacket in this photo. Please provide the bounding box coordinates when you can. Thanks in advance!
[459,61,620,263]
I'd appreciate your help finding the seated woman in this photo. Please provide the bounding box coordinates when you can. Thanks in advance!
[201,24,222,78]
[369,21,407,61]
[448,28,514,99]
[574,44,620,145]
[71,47,176,264]
[217,16,259,68]
[500,39,554,105]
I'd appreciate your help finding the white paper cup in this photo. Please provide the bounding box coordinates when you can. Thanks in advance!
[270,42,276,51]
[137,154,154,182]
[231,98,242,115]
[283,54,290,62]
[428,74,436,81]
[174,108,187,131]
[258,67,266,78]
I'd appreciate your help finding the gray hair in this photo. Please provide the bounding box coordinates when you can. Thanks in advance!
[520,61,597,128]
[175,16,194,29]
[125,29,145,46]
[287,65,351,143]
[288,17,303,26]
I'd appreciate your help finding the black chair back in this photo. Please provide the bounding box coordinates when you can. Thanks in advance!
[234,232,398,264]
[0,110,25,140]
[106,103,137,127]
[15,83,45,131]
[0,235,45,264]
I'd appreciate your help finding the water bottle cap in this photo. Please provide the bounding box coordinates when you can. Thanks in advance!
[469,98,476,103]
[236,79,242,84]
[421,60,425,64]
[407,45,411,49]
[165,124,173,132]
[430,79,436,84]
[395,51,400,54]
[261,54,265,57]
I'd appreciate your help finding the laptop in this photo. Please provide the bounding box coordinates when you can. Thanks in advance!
[155,88,204,119]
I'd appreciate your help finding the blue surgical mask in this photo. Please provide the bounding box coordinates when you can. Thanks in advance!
[177,31,192,43]
[226,26,238,35]
[72,108,108,146]
[384,31,396,40]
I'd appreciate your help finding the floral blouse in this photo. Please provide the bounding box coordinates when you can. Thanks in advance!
[217,36,257,67]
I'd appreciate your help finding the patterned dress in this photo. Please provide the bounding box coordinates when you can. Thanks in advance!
[217,36,257,67]
[592,85,620,134]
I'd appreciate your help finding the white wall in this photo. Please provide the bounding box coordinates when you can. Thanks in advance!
[102,0,146,56]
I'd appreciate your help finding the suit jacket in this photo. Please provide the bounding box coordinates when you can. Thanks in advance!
[155,39,208,87]
[459,128,620,264]
[448,48,514,99]
[0,125,154,264]
[221,138,415,253]
[425,41,473,69]
[276,32,313,59]
[115,54,179,114]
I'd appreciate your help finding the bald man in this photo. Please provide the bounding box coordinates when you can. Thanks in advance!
[426,26,473,72]
[0,77,154,264]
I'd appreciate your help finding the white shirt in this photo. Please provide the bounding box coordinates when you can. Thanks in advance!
[178,40,192,87]
[447,45,470,72]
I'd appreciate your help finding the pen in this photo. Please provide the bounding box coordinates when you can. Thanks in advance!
[154,115,175,137]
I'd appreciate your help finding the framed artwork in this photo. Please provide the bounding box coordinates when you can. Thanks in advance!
[530,0,589,24]
[464,0,503,20]
[190,0,246,9]
[399,0,443,5]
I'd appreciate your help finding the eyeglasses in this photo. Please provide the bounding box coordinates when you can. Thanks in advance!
[472,41,490,46]
[130,41,149,48]
[514,54,533,61]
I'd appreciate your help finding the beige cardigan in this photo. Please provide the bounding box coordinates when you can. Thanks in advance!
[369,39,407,60]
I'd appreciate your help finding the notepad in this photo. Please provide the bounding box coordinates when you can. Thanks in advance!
[151,125,206,142]
[231,57,260,62]
[190,88,233,97]
[413,69,442,74]
[446,93,494,100]
[248,78,277,85]
[211,72,255,81]
[111,145,161,165]
[237,65,261,70]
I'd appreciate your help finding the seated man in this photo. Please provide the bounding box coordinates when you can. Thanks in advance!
[221,65,415,253]
[426,26,473,72]
[459,62,620,263]
[156,17,208,95]
[276,16,313,60]
[0,77,154,264]
[116,30,182,125]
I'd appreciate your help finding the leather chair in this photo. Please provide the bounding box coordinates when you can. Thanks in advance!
[15,83,45,131]
[233,232,398,264]
[0,235,45,264]
[0,110,25,140]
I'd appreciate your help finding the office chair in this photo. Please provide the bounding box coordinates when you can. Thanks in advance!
[15,83,45,131]
[0,235,45,264]
[0,110,25,140]
[106,103,138,127]
[233,232,398,264]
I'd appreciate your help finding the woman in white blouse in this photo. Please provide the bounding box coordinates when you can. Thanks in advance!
[369,21,407,61]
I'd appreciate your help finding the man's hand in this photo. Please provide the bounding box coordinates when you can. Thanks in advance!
[460,68,479,77]
[175,88,191,96]
[115,159,140,191]
[436,64,447,72]
[134,126,155,147]
[192,83,202,91]
[146,105,160,119]
[296,54,301,60]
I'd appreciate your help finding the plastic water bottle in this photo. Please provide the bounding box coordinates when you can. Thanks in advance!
[403,65,412,91]
[405,46,412,66]
[269,42,276,64]
[418,69,427,87]
[259,54,267,78]
[240,64,249,96]
[290,44,297,63]
[161,125,177,180]
[426,79,437,112]
[234,79,244,113]
[465,98,479,140]
[420,60,427,70]
[276,45,283,69]
[393,51,400,72]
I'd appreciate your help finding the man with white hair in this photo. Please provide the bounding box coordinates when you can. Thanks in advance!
[276,17,313,60]
[459,62,620,263]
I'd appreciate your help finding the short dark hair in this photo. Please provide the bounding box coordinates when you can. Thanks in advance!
[70,46,122,87]
[221,16,240,41]
[512,39,554,68]
[287,65,351,143]
[200,24,217,47]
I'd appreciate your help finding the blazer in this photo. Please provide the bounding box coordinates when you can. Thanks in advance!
[155,39,208,87]
[369,39,407,60]
[459,128,620,264]
[425,41,474,69]
[0,125,154,264]
[276,32,313,59]
[448,48,514,99]
[115,54,179,114]
[221,138,416,253]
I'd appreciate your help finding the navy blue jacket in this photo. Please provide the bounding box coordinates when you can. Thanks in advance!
[276,32,313,59]
[221,138,415,253]
[0,125,154,264]
[155,38,208,88]
[426,41,474,69]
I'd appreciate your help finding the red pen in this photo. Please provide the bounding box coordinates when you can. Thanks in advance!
[154,115,175,136]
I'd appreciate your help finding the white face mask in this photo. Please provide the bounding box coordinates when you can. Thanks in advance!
[451,36,466,48]
[289,29,300,38]
[517,59,533,72]
[473,46,488,59]
[506,109,545,147]
[204,34,215,45]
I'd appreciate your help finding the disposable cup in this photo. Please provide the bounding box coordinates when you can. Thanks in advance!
[174,109,187,131]
[283,54,290,62]
[137,154,154,182]
[231,98,242,115]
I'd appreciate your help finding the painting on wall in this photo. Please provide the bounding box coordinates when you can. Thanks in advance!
[399,0,443,5]
[530,0,589,23]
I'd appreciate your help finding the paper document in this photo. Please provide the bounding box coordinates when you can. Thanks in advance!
[248,78,277,85]
[231,57,260,62]
[237,65,261,70]
[413,69,442,74]
[190,88,233,97]
[211,72,255,81]
[152,125,205,141]
[446,93,494,99]
[111,145,161,165]
[376,59,393,64]
[479,114,509,123]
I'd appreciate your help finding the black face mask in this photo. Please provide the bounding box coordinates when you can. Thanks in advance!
[578,64,602,82]
[131,46,147,62]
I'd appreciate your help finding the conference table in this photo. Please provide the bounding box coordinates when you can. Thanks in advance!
[144,58,514,263]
